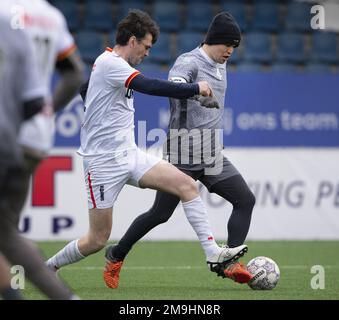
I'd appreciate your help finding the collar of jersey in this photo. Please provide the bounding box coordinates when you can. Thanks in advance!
[106,47,120,57]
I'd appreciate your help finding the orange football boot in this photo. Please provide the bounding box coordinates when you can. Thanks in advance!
[223,262,253,284]
[103,259,123,289]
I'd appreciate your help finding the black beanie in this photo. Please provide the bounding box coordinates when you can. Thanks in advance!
[204,12,241,47]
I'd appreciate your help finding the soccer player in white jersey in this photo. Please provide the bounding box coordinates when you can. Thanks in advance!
[16,0,84,157]
[46,10,248,289]
[0,6,77,300]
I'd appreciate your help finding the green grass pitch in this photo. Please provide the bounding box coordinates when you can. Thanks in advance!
[24,241,339,300]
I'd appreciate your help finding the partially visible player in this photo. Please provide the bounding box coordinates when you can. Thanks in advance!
[9,0,84,215]
[0,7,76,299]
[17,0,84,156]
[46,10,248,288]
[0,0,83,297]
[1,0,83,299]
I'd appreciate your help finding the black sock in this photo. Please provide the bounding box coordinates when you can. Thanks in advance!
[106,245,122,262]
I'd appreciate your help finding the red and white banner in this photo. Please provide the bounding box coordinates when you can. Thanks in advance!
[21,148,339,240]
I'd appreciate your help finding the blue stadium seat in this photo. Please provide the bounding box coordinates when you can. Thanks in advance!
[236,62,262,72]
[75,31,104,63]
[285,2,312,32]
[118,0,147,21]
[243,32,273,63]
[227,46,242,64]
[276,32,306,63]
[310,32,338,64]
[252,0,280,2]
[186,0,215,3]
[83,1,114,31]
[176,31,204,55]
[117,0,148,3]
[304,63,333,73]
[220,2,247,32]
[271,63,299,73]
[149,33,172,64]
[251,3,280,32]
[219,0,247,3]
[185,3,214,32]
[108,30,117,47]
[138,62,165,74]
[50,0,80,31]
[153,1,181,32]
[84,0,111,4]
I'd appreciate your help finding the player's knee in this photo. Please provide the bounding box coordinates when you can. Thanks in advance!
[247,190,256,208]
[177,177,198,199]
[146,199,176,224]
[240,189,256,210]
[154,209,172,224]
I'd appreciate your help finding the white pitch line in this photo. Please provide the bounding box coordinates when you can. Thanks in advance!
[61,265,339,271]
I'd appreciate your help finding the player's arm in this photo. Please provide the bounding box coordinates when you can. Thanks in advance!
[78,76,207,102]
[23,97,44,120]
[53,49,85,112]
[170,76,219,109]
[128,74,211,99]
[169,58,219,109]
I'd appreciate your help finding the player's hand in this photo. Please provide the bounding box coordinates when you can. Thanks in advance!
[197,81,213,97]
[197,96,220,109]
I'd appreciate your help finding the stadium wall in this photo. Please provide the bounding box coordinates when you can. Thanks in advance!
[20,73,339,240]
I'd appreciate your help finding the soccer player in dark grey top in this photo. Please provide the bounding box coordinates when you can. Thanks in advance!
[105,12,255,286]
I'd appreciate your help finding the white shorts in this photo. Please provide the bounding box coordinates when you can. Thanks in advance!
[83,148,162,209]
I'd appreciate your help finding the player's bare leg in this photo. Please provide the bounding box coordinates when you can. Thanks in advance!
[47,208,113,271]
[104,161,249,288]
[78,208,113,255]
[141,161,249,270]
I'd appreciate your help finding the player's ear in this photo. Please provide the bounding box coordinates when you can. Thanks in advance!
[129,36,137,47]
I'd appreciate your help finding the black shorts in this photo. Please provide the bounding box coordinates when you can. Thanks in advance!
[176,156,240,191]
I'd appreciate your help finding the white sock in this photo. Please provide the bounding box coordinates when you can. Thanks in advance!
[182,196,221,260]
[46,239,85,269]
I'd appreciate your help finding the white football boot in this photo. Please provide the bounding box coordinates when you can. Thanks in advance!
[206,244,248,276]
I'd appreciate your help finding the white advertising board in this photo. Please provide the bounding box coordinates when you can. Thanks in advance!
[20,148,339,240]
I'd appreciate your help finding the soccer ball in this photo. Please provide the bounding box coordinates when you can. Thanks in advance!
[246,256,280,290]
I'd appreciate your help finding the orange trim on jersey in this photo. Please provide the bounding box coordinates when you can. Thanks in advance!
[57,44,76,61]
[125,71,141,88]
[106,47,113,52]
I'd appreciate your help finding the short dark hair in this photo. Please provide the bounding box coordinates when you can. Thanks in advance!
[116,9,160,46]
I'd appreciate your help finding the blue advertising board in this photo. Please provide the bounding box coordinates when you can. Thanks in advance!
[54,72,339,148]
